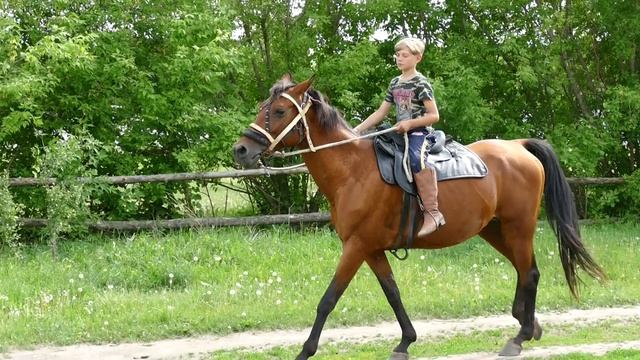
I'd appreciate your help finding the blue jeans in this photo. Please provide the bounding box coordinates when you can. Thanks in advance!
[407,132,435,173]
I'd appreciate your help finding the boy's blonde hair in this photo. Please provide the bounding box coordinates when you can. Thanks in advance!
[394,37,425,55]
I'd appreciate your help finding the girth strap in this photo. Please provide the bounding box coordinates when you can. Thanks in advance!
[390,193,419,260]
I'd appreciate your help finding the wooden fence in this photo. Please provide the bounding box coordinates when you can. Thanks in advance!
[10,168,624,231]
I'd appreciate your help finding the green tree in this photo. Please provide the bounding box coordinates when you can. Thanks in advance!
[2,0,637,221]
[1,0,244,219]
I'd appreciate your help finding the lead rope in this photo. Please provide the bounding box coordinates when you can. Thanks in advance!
[272,127,397,158]
[259,126,397,170]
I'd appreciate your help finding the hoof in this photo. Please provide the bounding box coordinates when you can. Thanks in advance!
[389,352,409,360]
[498,339,522,356]
[533,317,543,341]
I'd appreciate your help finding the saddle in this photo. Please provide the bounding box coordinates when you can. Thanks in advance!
[373,128,445,196]
[373,126,488,194]
[372,125,488,258]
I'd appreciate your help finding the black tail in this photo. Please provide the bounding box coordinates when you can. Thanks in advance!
[523,139,606,298]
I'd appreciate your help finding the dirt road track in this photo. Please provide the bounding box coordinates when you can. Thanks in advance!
[425,340,640,359]
[6,306,640,360]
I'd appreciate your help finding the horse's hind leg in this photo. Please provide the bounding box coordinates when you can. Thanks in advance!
[296,243,365,360]
[479,219,542,356]
[366,251,416,360]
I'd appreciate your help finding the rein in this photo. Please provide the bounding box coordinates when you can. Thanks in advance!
[256,126,397,171]
[271,126,397,158]
[247,90,398,163]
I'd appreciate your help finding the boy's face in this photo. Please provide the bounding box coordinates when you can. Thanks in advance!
[394,46,422,72]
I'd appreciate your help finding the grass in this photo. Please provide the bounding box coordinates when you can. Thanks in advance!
[0,222,638,351]
[210,319,640,359]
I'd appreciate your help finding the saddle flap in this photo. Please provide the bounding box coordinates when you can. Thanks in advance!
[373,133,418,196]
[374,136,398,186]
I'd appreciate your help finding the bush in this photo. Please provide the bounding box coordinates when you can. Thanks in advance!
[586,169,640,220]
[0,172,23,249]
[33,131,100,256]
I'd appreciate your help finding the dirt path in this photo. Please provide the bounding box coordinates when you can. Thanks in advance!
[6,306,640,360]
[425,340,640,360]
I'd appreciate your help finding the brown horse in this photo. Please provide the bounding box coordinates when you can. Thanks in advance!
[232,75,605,360]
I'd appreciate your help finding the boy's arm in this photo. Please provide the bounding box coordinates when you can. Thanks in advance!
[395,99,440,133]
[354,101,392,133]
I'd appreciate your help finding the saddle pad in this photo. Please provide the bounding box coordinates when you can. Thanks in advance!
[427,141,488,181]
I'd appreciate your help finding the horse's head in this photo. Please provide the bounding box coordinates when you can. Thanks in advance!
[232,74,314,168]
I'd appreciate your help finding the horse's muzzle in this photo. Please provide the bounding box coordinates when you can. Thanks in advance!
[232,142,261,169]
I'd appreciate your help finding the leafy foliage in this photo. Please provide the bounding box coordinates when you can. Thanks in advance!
[1,0,245,220]
[0,172,23,250]
[33,132,100,256]
[1,0,639,225]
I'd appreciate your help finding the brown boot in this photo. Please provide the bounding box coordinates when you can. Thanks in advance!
[413,167,445,237]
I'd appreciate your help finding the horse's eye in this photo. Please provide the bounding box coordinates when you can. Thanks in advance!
[274,108,286,117]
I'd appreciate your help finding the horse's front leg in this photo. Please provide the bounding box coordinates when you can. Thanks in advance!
[366,251,417,360]
[295,244,365,360]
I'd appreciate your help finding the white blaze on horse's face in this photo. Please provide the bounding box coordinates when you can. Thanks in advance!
[232,78,314,168]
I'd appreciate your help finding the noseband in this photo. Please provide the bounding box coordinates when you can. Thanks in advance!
[244,92,316,155]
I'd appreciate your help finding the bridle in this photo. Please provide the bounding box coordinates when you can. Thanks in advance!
[243,92,316,155]
[242,90,397,162]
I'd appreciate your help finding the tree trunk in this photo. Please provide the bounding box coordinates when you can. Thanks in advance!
[631,43,637,74]
[260,15,273,78]
[548,0,592,119]
[241,19,266,94]
[560,51,592,118]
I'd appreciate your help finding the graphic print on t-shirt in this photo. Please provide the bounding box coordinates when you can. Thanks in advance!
[392,88,414,121]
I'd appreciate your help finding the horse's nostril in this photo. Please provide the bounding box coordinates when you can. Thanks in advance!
[233,144,247,157]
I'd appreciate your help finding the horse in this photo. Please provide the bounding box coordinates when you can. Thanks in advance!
[232,74,605,360]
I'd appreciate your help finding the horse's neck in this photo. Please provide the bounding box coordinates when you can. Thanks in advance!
[301,128,374,203]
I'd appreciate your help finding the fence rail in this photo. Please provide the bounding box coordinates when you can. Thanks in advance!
[19,212,332,231]
[9,169,625,230]
[8,167,309,187]
[6,168,626,186]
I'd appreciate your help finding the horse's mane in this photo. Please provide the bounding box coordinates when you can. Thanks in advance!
[264,79,353,132]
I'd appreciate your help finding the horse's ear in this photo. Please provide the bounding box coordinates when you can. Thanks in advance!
[292,76,315,95]
[281,73,294,82]
[307,74,316,85]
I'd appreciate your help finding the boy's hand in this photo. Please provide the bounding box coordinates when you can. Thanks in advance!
[395,121,413,134]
